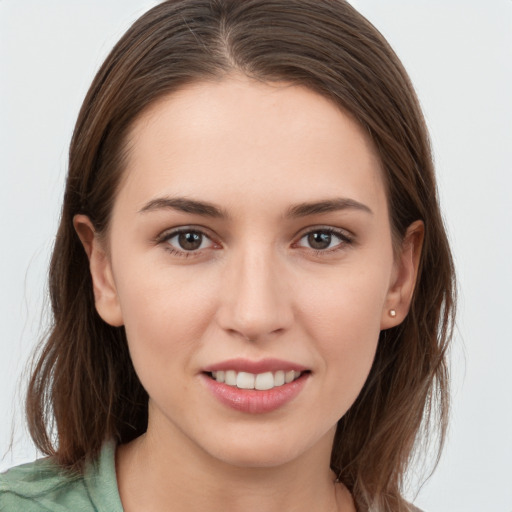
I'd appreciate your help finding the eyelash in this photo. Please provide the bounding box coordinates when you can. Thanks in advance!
[156,227,218,258]
[294,227,354,255]
[156,226,354,258]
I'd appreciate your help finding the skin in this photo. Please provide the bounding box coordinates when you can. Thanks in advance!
[75,76,423,512]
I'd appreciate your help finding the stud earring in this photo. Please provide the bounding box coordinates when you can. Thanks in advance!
[389,309,397,318]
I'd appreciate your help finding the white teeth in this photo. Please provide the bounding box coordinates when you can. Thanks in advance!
[236,372,255,389]
[210,369,303,389]
[225,370,237,386]
[274,370,285,386]
[285,370,295,384]
[255,372,274,390]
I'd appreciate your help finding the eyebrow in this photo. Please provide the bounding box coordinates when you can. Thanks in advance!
[138,197,228,218]
[285,198,373,218]
[138,196,372,219]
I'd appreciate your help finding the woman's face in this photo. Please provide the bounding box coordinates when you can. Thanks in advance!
[81,77,415,468]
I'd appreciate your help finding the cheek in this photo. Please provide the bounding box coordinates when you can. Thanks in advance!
[298,262,388,342]
[112,258,218,372]
[311,295,380,384]
[295,266,389,405]
[113,266,221,426]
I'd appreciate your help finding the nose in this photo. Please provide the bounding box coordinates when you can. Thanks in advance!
[216,246,294,342]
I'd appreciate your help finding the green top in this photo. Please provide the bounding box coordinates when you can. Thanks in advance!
[0,441,123,512]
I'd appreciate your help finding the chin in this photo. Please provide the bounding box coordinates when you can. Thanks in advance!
[201,426,334,470]
[214,444,303,469]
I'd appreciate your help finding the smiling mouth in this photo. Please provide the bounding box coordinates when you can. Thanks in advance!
[206,370,306,390]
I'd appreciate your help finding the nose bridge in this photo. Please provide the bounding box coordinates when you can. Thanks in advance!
[219,241,292,341]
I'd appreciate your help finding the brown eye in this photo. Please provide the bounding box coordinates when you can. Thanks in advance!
[164,229,214,253]
[296,228,351,252]
[307,231,332,250]
[178,231,203,250]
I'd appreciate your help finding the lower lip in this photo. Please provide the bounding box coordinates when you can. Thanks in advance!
[201,373,309,414]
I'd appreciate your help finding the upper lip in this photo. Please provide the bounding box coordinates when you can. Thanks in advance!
[202,358,309,374]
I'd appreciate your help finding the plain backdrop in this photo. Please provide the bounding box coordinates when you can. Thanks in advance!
[1,1,511,511]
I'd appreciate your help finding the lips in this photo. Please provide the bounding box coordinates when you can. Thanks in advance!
[201,358,310,413]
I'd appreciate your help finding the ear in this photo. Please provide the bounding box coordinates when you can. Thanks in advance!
[380,220,424,330]
[73,214,124,327]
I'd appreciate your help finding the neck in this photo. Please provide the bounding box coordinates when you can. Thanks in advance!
[116,421,354,512]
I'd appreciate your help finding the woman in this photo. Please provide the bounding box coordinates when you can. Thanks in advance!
[0,1,455,511]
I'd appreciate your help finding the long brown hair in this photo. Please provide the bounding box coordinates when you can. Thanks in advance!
[26,1,456,510]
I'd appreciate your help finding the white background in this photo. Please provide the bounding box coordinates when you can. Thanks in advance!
[1,1,511,511]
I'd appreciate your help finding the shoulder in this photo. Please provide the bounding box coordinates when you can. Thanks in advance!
[0,441,123,512]
[0,456,86,511]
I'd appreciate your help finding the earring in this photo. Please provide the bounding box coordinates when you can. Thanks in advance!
[389,309,397,318]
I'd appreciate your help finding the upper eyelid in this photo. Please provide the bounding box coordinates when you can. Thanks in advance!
[156,225,216,242]
[294,225,354,241]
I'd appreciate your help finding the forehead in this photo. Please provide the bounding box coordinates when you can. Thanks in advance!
[118,76,386,216]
